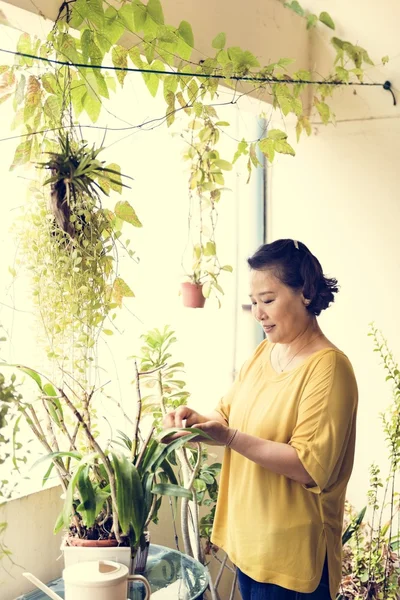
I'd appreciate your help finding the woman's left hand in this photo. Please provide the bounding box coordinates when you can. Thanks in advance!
[190,420,233,446]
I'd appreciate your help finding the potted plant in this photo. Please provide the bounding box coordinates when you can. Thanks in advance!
[2,361,201,572]
[338,326,400,599]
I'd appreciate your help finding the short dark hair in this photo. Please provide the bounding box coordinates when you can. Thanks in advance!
[247,239,339,316]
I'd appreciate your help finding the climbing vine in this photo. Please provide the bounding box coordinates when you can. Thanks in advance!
[0,0,382,302]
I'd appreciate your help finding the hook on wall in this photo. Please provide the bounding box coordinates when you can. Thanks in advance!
[383,81,397,106]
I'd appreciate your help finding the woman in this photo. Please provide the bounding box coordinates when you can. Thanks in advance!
[162,239,358,600]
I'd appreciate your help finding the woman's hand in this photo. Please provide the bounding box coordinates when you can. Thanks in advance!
[189,420,233,446]
[161,406,233,445]
[162,405,207,430]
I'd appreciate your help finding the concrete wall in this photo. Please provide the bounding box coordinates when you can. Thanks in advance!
[1,487,64,600]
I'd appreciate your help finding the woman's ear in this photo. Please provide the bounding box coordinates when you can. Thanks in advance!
[301,293,311,306]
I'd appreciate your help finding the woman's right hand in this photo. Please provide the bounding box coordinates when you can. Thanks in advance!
[162,405,207,431]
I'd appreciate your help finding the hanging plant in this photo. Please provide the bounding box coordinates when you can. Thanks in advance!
[15,133,141,379]
[38,133,132,239]
[181,115,233,308]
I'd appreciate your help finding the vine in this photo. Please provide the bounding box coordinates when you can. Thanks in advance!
[0,0,383,300]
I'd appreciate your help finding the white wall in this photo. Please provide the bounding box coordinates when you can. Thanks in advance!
[267,115,400,510]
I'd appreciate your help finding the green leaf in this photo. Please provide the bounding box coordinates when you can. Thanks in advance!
[259,138,275,163]
[43,96,61,123]
[104,6,125,45]
[77,465,97,527]
[114,200,142,227]
[82,93,101,122]
[268,129,288,141]
[63,463,87,526]
[118,3,135,31]
[80,29,93,63]
[152,483,192,499]
[274,140,295,156]
[335,66,349,82]
[17,33,32,66]
[58,33,81,64]
[212,32,226,50]
[112,46,128,87]
[221,265,233,272]
[112,453,144,538]
[233,139,248,163]
[284,1,304,17]
[165,91,175,127]
[314,100,330,124]
[142,60,164,97]
[306,14,318,29]
[204,241,216,256]
[41,73,57,94]
[319,12,335,30]
[69,0,88,28]
[71,80,86,118]
[178,21,194,47]
[13,74,26,109]
[33,451,82,471]
[10,139,32,171]
[53,510,65,534]
[214,159,232,171]
[87,0,105,29]
[112,277,135,307]
[382,55,389,65]
[147,0,164,25]
[277,57,294,69]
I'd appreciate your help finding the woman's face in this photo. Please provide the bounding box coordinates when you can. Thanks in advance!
[249,268,311,343]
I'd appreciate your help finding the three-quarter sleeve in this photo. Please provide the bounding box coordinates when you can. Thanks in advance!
[289,352,358,494]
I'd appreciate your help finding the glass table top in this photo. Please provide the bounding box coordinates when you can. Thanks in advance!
[16,544,209,600]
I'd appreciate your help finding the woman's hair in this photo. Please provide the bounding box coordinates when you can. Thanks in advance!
[247,239,339,316]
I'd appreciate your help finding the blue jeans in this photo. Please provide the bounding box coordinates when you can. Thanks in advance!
[237,559,330,600]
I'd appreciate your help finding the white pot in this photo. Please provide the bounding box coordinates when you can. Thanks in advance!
[61,541,131,570]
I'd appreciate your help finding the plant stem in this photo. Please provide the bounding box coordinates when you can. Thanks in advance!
[131,361,142,462]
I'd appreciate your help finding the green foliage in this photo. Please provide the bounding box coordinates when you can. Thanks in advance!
[339,326,400,599]
[0,334,26,500]
[182,117,233,304]
[136,325,222,550]
[16,134,137,376]
[135,326,190,433]
[6,360,195,549]
[0,0,379,309]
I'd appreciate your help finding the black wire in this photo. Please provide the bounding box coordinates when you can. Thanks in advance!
[0,47,385,87]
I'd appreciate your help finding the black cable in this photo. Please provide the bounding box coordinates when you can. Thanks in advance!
[0,47,387,88]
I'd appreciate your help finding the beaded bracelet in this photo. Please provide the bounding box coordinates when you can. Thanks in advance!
[226,428,238,447]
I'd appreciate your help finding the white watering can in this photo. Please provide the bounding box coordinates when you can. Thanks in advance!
[23,559,151,600]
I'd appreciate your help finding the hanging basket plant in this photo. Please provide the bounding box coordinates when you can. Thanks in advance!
[180,117,233,308]
[21,132,143,375]
[38,133,132,240]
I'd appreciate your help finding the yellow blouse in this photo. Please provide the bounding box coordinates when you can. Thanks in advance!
[211,340,358,599]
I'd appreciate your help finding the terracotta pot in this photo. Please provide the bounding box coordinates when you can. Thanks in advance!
[180,282,206,308]
[67,537,120,548]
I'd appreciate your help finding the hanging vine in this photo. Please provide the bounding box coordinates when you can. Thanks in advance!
[0,0,385,303]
